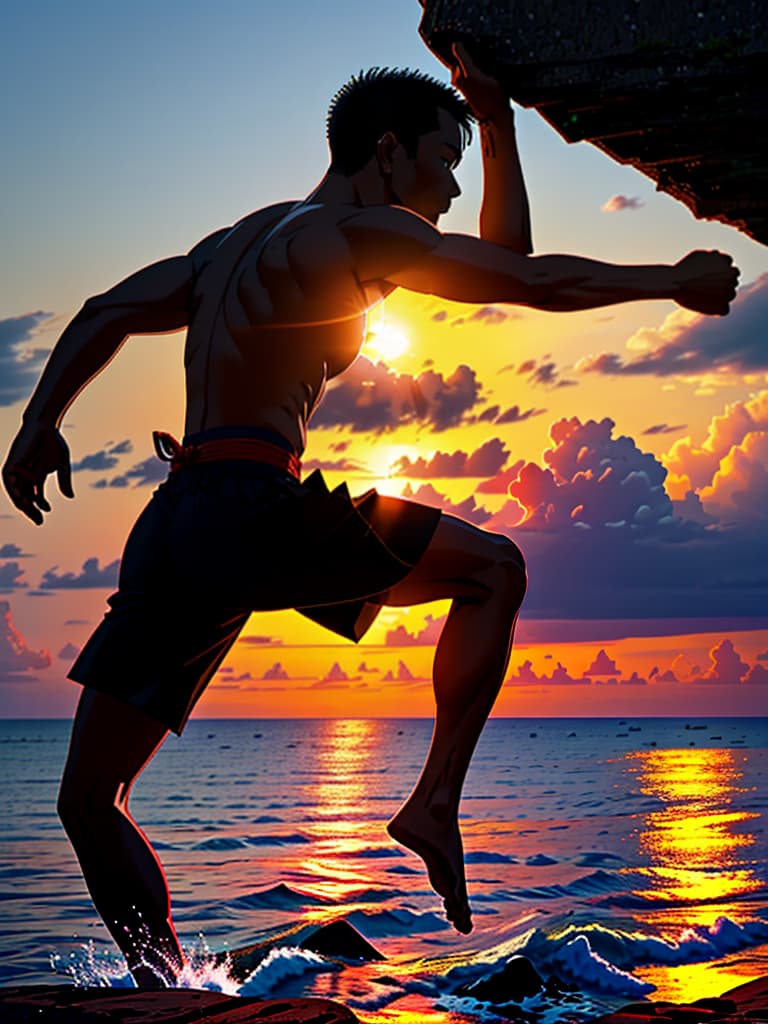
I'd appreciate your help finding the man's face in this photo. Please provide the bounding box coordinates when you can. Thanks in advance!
[389,108,463,224]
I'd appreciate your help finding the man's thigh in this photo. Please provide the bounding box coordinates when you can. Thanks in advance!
[383,514,525,607]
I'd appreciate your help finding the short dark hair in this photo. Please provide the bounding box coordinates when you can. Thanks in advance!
[327,67,474,176]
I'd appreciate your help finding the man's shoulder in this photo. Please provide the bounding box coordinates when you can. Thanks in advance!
[188,202,298,271]
[336,204,441,245]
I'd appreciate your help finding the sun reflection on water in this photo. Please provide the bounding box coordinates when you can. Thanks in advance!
[625,747,761,926]
[295,720,390,909]
[624,746,764,1001]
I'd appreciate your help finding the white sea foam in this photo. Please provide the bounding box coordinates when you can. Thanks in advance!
[550,934,653,995]
[238,946,333,997]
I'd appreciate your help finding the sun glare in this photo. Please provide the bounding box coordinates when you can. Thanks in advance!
[364,321,410,362]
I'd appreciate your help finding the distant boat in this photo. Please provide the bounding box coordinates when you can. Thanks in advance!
[629,726,641,732]
[685,724,708,730]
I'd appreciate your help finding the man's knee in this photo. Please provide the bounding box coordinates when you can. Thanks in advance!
[484,532,527,603]
[58,774,120,837]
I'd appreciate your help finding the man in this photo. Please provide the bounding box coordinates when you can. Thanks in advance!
[3,47,738,987]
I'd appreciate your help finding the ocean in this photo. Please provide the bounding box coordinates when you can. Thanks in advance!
[1,717,767,1023]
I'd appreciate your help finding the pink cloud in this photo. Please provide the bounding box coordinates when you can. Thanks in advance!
[601,194,644,212]
[702,639,750,684]
[0,600,51,681]
[584,649,621,676]
[386,613,446,647]
[392,437,509,478]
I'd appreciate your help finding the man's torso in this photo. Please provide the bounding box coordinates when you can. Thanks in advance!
[183,202,395,452]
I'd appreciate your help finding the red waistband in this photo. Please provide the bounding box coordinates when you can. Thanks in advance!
[152,431,302,479]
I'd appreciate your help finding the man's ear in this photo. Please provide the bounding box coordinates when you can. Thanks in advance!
[376,131,399,174]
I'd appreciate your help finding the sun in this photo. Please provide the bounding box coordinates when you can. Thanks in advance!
[363,321,410,363]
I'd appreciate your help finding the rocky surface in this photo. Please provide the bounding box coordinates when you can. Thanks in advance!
[419,0,767,245]
[0,985,359,1023]
[596,976,768,1024]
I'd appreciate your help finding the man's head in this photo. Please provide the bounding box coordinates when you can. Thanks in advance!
[327,68,473,223]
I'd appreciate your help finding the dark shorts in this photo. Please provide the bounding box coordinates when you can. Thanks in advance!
[68,427,441,734]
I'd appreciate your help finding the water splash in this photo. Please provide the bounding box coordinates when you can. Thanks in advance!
[51,935,240,994]
[50,934,332,997]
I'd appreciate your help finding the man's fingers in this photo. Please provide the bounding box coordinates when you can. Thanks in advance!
[5,475,43,525]
[451,42,470,78]
[57,460,74,499]
[34,482,51,513]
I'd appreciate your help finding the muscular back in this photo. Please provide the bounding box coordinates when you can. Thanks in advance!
[184,202,400,451]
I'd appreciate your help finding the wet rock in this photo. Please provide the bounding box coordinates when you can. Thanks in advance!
[299,919,385,962]
[458,954,545,1003]
[0,984,359,1022]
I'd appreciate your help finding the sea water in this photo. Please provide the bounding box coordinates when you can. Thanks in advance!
[1,717,766,1023]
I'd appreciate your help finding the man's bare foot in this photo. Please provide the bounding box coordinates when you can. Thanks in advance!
[387,802,472,934]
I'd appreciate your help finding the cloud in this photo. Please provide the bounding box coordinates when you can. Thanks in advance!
[400,482,491,526]
[467,305,516,325]
[0,563,28,591]
[39,557,119,590]
[757,651,768,662]
[702,638,750,684]
[601,195,644,213]
[468,414,768,618]
[745,663,768,684]
[302,456,369,473]
[495,405,547,424]
[506,416,684,535]
[0,544,31,559]
[514,357,576,390]
[0,600,51,680]
[262,661,289,680]
[316,661,361,686]
[58,642,81,660]
[386,613,446,647]
[380,659,429,682]
[391,438,509,478]
[584,649,621,676]
[72,440,133,472]
[476,460,526,494]
[507,659,590,685]
[238,635,283,646]
[642,424,687,436]
[430,305,522,327]
[92,455,168,488]
[310,356,483,433]
[0,312,54,406]
[663,389,768,518]
[578,274,768,378]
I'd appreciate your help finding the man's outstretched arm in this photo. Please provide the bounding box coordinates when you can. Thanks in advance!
[3,252,197,524]
[378,226,739,316]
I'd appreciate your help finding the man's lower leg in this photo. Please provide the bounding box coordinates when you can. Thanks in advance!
[388,557,525,931]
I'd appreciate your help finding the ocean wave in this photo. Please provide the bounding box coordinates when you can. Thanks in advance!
[484,868,632,904]
[190,833,308,850]
[346,906,450,937]
[238,946,335,997]
[221,883,334,912]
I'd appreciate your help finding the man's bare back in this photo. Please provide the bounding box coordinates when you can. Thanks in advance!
[184,202,384,450]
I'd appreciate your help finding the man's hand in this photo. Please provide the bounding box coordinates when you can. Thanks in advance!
[2,422,74,525]
[673,250,740,316]
[449,42,509,122]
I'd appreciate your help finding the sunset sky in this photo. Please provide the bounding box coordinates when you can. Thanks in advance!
[2,0,767,720]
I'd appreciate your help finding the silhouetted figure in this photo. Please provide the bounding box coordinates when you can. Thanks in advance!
[2,47,738,987]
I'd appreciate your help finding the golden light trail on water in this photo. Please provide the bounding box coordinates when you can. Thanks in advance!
[623,747,763,1002]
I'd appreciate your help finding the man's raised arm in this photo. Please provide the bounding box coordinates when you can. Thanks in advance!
[450,43,532,254]
[2,247,203,524]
